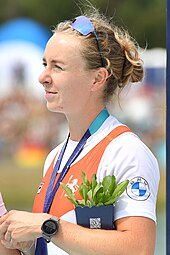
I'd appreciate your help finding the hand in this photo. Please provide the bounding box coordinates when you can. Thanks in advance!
[0,210,50,246]
[1,239,34,251]
[0,240,21,255]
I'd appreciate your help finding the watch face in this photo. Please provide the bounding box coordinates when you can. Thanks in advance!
[43,220,58,235]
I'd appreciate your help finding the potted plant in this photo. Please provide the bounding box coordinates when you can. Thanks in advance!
[60,172,129,230]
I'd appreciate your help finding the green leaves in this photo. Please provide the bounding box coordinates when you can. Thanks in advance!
[60,171,129,207]
[60,182,78,206]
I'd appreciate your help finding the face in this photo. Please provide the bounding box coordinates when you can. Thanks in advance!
[39,32,96,116]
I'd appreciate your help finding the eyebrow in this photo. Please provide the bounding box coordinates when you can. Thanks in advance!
[42,58,65,65]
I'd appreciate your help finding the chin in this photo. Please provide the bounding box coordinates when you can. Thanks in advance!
[47,104,64,113]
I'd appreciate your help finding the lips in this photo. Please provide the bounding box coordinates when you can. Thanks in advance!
[45,90,58,100]
[45,90,57,94]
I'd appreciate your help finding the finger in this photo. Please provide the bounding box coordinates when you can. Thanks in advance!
[4,231,11,242]
[0,221,10,239]
[1,238,18,249]
[1,239,13,249]
[16,241,28,249]
[1,239,30,250]
[0,213,9,224]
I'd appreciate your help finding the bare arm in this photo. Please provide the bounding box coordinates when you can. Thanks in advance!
[0,211,156,255]
[51,216,156,255]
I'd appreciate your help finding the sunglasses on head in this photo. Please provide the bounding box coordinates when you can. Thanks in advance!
[71,16,106,67]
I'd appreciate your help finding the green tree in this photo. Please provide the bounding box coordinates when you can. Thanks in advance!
[0,0,166,48]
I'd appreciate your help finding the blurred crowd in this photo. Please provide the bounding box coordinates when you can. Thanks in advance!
[112,83,166,171]
[0,87,67,168]
[0,77,166,171]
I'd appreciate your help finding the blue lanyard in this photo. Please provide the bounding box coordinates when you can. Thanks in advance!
[35,108,109,255]
[43,108,109,213]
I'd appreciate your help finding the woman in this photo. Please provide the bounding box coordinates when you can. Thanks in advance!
[0,9,159,255]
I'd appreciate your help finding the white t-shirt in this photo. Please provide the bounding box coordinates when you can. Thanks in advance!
[43,115,160,255]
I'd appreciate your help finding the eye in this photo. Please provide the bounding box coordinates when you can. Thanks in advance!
[42,62,47,68]
[54,65,63,70]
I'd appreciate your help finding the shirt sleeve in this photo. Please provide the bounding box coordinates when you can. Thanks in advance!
[97,132,160,222]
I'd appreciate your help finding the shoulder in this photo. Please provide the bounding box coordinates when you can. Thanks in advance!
[97,131,160,183]
[106,131,158,165]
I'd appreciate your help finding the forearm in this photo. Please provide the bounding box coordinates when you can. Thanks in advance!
[0,210,156,255]
[51,218,156,255]
[52,221,133,255]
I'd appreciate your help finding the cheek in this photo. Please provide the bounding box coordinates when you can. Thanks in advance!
[70,84,88,101]
[73,75,92,94]
[60,73,92,102]
[62,85,86,109]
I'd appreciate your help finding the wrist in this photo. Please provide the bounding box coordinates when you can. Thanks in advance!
[41,216,60,243]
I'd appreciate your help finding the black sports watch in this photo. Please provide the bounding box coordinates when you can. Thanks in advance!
[41,216,60,243]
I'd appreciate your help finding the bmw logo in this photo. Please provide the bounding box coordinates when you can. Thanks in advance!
[126,177,150,201]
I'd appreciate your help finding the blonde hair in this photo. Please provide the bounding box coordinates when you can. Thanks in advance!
[54,9,144,102]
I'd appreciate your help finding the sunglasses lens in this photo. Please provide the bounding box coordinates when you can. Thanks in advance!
[71,16,94,36]
[71,15,105,67]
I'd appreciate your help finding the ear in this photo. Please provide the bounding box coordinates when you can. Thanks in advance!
[91,68,108,92]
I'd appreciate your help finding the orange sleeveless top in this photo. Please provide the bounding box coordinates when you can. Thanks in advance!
[33,125,131,218]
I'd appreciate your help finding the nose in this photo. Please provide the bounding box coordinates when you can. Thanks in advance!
[38,69,52,86]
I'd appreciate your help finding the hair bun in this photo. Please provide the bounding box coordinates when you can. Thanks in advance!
[118,37,144,86]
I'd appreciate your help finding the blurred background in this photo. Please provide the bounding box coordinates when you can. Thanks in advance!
[0,0,166,254]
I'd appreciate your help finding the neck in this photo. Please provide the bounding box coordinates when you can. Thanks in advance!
[66,105,106,141]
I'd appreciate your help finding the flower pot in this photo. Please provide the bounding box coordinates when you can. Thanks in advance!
[75,204,115,230]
